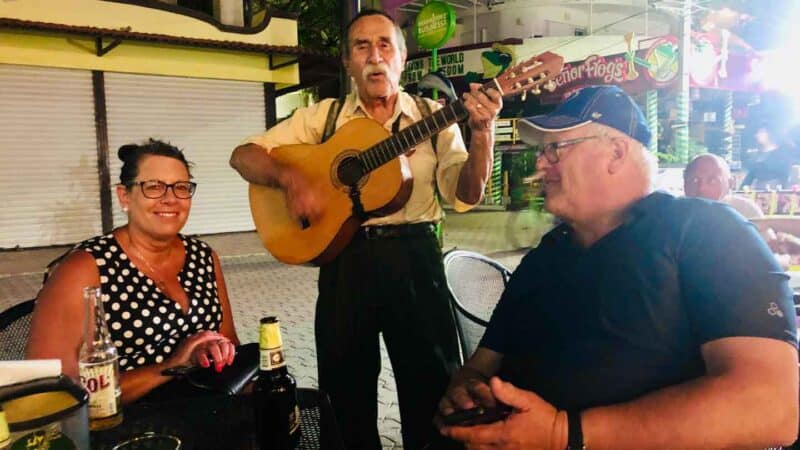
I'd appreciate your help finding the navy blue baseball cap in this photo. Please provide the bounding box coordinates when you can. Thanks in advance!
[519,85,652,146]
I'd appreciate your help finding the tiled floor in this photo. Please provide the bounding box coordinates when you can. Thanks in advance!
[0,209,554,449]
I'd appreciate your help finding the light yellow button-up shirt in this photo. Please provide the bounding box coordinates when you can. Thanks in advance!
[244,91,477,225]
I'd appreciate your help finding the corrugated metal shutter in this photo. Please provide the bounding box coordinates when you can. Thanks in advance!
[0,64,100,249]
[105,73,265,235]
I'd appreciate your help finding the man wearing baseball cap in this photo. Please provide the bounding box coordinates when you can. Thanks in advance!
[437,86,797,449]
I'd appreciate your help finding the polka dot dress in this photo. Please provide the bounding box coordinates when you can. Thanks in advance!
[77,234,223,371]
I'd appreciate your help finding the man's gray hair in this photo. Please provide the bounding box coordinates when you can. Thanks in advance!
[340,9,406,59]
[595,123,657,190]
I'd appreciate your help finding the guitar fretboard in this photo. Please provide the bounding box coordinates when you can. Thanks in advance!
[358,100,469,173]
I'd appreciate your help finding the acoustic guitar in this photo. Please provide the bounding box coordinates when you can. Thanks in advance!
[249,51,565,265]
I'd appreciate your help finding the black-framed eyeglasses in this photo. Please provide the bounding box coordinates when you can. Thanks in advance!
[537,135,601,164]
[129,180,197,199]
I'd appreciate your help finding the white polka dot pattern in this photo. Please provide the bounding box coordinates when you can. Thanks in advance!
[78,234,223,371]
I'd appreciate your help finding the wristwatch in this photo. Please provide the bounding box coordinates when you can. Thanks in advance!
[566,410,586,450]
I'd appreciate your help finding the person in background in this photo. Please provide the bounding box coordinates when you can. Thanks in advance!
[230,9,501,450]
[741,124,796,189]
[438,85,798,450]
[27,139,240,404]
[684,153,800,269]
[683,153,764,218]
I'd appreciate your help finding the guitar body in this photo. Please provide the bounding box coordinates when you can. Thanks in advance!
[249,118,413,265]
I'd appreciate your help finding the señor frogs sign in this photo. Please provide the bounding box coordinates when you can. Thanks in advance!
[542,37,680,103]
[555,54,629,90]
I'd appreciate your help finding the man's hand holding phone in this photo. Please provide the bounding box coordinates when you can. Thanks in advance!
[440,403,513,426]
[439,377,568,450]
[436,368,510,429]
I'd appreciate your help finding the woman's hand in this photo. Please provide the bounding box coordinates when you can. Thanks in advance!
[164,330,235,372]
[193,335,236,373]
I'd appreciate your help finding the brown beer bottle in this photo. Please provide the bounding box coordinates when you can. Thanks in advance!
[254,316,301,450]
[79,286,123,431]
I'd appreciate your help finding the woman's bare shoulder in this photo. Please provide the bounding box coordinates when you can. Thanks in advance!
[37,250,100,303]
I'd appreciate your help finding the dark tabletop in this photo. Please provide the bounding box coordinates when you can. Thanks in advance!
[91,388,343,450]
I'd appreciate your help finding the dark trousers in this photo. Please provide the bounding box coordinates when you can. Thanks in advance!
[315,229,461,450]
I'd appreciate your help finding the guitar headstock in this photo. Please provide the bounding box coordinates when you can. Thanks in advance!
[490,51,564,100]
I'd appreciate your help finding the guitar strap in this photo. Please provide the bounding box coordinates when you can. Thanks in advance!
[321,96,346,143]
[321,95,439,153]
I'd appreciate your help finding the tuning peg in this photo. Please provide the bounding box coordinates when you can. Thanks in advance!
[531,86,541,95]
[521,90,527,102]
[544,80,556,92]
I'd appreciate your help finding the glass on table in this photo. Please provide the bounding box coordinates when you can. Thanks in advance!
[111,432,181,450]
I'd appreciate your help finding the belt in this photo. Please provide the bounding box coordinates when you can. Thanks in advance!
[357,222,437,240]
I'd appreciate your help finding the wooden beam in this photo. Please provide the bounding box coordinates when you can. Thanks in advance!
[92,71,113,233]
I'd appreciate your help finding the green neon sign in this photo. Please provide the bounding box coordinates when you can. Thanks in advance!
[414,1,456,50]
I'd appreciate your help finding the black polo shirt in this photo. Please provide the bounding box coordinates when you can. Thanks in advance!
[481,192,797,410]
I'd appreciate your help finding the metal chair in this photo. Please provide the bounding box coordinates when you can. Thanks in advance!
[443,249,512,364]
[0,299,35,360]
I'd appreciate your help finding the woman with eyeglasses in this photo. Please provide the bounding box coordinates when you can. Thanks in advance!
[26,138,240,404]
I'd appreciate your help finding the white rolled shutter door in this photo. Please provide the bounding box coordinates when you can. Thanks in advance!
[105,73,265,235]
[0,64,100,248]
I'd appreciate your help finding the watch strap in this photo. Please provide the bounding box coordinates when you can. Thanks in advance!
[566,410,584,450]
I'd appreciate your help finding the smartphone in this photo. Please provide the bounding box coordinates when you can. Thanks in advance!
[441,404,513,426]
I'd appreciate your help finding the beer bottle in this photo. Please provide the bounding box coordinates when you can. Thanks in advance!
[79,286,123,431]
[254,316,300,450]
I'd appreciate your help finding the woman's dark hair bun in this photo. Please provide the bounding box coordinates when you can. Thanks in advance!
[118,144,139,162]
[117,138,192,186]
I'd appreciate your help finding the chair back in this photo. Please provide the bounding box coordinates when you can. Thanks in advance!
[443,250,511,364]
[0,299,35,360]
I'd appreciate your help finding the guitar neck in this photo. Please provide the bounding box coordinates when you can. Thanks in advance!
[358,77,499,173]
[358,100,468,173]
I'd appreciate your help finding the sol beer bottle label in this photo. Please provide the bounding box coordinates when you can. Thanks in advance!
[79,360,119,419]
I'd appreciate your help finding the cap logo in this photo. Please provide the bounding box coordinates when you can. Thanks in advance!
[591,112,603,119]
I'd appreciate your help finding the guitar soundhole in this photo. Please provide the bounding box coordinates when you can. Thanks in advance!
[335,154,366,188]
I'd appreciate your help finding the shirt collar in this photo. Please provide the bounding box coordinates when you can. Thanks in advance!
[551,191,673,246]
[341,89,416,123]
[627,191,674,220]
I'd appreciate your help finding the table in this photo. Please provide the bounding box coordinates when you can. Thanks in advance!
[91,388,344,450]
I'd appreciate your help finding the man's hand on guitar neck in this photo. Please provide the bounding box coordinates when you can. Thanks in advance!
[462,83,503,132]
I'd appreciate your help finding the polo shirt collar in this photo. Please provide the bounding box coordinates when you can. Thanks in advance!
[552,191,674,245]
[626,191,674,222]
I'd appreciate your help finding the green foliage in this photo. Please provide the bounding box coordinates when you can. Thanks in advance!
[507,148,537,186]
[656,151,682,164]
[264,0,342,55]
